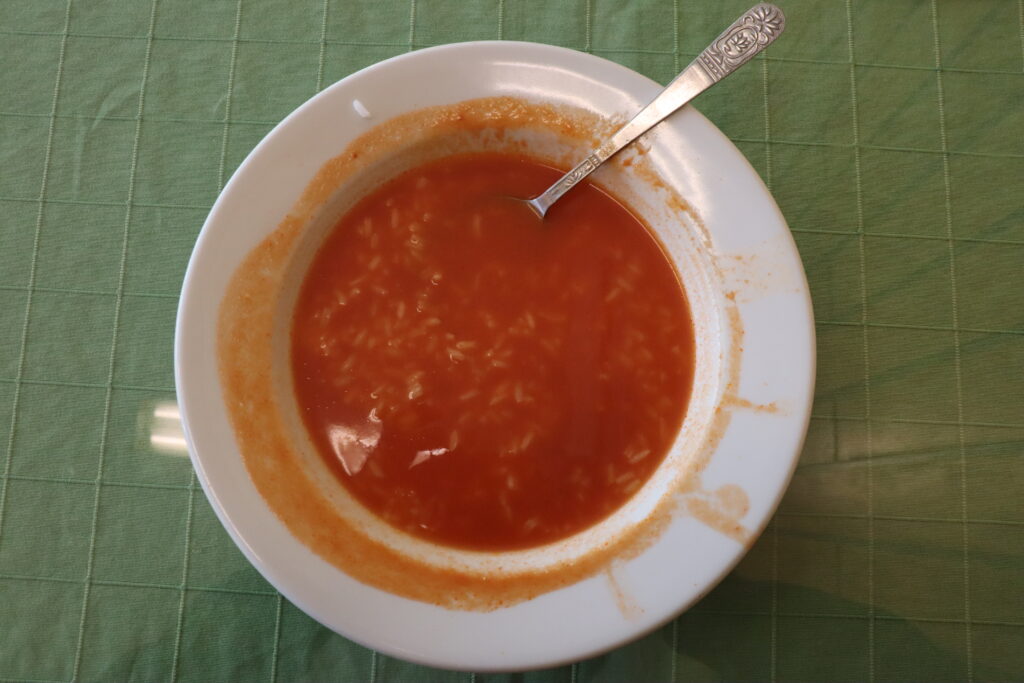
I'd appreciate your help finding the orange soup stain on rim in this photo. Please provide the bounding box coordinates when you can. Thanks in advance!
[291,152,695,551]
[217,97,747,610]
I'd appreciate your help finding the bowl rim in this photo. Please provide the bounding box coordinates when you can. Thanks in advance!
[175,40,815,671]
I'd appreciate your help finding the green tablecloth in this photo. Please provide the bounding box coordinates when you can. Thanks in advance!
[1,0,1022,680]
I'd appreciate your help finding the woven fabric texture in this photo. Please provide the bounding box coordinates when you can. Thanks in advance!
[0,0,1022,681]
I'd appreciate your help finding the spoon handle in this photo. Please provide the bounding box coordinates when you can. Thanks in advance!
[529,3,785,216]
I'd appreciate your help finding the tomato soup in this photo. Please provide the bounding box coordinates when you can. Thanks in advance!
[291,153,695,551]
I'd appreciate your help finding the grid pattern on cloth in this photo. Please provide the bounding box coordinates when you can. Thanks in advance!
[0,0,1022,681]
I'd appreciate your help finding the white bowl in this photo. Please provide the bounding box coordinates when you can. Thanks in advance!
[175,41,814,671]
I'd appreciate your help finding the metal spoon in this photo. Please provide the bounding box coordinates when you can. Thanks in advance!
[521,3,785,218]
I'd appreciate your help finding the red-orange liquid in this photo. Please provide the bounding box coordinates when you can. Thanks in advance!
[291,153,695,551]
